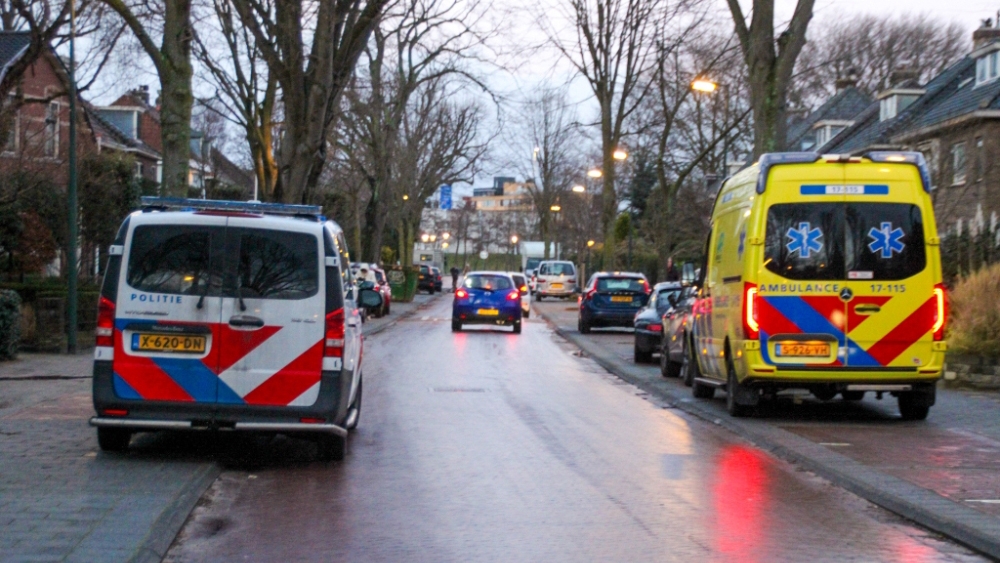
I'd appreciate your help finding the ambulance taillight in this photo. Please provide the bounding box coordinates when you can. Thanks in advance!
[932,284,947,341]
[743,282,760,340]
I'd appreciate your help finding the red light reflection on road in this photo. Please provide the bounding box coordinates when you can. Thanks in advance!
[713,445,770,562]
[889,535,937,563]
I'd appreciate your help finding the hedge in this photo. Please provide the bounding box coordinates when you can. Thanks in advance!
[0,289,21,360]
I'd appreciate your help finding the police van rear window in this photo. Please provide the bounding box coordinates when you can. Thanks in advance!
[235,229,318,299]
[127,225,220,295]
[765,203,925,281]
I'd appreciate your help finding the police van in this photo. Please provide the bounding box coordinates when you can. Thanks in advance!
[689,152,946,420]
[90,198,382,460]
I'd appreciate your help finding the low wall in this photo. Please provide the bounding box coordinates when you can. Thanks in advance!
[944,355,1000,391]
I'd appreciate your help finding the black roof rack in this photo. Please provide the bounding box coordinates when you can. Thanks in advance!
[140,197,323,219]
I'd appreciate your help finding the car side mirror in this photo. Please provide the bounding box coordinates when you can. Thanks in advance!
[359,288,383,309]
[359,280,376,290]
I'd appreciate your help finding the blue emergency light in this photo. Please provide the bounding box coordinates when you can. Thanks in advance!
[140,197,323,219]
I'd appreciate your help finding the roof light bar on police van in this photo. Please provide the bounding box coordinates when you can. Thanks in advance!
[140,197,324,219]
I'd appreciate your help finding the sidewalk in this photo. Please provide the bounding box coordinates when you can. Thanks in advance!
[533,301,1000,560]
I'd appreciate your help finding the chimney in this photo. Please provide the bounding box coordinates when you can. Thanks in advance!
[130,85,150,105]
[973,18,1000,50]
[835,68,859,92]
[888,67,920,88]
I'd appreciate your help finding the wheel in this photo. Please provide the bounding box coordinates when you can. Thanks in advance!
[513,321,522,334]
[316,434,346,461]
[841,390,864,401]
[898,393,931,421]
[634,344,652,364]
[681,337,697,387]
[524,309,530,319]
[692,377,715,399]
[451,320,462,332]
[659,344,671,377]
[535,293,543,302]
[578,317,591,334]
[345,377,362,430]
[812,386,838,402]
[726,362,755,418]
[97,427,131,452]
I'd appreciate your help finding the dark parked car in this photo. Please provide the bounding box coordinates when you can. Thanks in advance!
[577,272,650,334]
[431,266,443,292]
[632,282,685,363]
[660,286,698,382]
[418,264,436,293]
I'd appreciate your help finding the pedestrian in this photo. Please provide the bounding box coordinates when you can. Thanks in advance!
[450,266,460,290]
[664,257,680,282]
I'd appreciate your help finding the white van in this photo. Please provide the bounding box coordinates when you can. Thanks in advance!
[533,260,578,300]
[90,198,382,460]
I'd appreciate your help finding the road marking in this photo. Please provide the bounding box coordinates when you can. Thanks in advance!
[965,499,1000,504]
[819,442,852,447]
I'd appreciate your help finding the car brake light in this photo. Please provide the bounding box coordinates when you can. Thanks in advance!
[538,277,546,283]
[300,417,326,424]
[102,408,128,417]
[519,285,528,293]
[96,296,115,347]
[648,323,662,332]
[455,289,469,299]
[585,288,597,301]
[743,282,759,339]
[642,280,651,294]
[325,308,345,358]
[507,290,520,301]
[932,283,947,341]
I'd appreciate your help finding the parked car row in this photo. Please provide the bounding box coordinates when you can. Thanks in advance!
[351,262,392,319]
[418,264,443,294]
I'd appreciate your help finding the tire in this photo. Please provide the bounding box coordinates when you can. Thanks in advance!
[634,344,652,364]
[524,309,530,319]
[316,434,346,461]
[578,317,591,334]
[513,321,522,334]
[451,320,461,332]
[345,377,362,430]
[97,427,131,452]
[898,393,931,421]
[692,377,715,399]
[681,336,697,387]
[812,386,838,402]
[841,390,864,401]
[726,362,755,418]
[659,344,671,377]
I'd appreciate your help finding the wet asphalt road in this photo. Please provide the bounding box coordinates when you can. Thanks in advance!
[163,296,984,563]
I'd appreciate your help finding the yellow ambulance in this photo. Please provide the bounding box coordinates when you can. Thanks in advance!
[689,152,946,419]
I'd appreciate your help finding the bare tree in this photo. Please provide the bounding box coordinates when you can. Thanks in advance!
[792,13,968,108]
[192,0,278,199]
[229,0,389,204]
[726,0,815,158]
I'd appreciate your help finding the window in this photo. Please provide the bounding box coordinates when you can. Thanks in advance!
[952,142,967,185]
[976,137,984,182]
[654,288,682,312]
[597,277,646,292]
[880,96,897,122]
[127,226,219,295]
[764,203,926,281]
[3,97,17,153]
[541,262,575,276]
[136,162,144,179]
[464,274,513,290]
[235,229,318,299]
[44,102,58,157]
[978,57,988,84]
[992,52,1000,80]
[975,52,1000,86]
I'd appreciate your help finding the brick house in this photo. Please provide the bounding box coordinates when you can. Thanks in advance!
[821,24,1000,233]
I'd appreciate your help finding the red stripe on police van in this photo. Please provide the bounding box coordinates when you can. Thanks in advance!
[214,324,282,374]
[864,297,936,367]
[242,340,324,406]
[114,354,194,402]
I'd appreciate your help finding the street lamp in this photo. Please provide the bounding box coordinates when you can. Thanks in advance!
[430,234,437,242]
[572,184,586,193]
[587,168,602,178]
[550,204,561,212]
[691,78,718,93]
[403,194,409,200]
[510,235,518,244]
[613,149,628,161]
[691,77,730,176]
[442,232,450,240]
[421,233,430,243]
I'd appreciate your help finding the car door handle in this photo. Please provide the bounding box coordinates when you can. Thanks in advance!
[229,315,264,328]
[854,304,881,315]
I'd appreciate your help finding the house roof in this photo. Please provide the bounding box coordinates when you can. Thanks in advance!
[785,86,872,150]
[210,147,254,191]
[0,32,30,82]
[821,55,989,153]
[83,103,161,160]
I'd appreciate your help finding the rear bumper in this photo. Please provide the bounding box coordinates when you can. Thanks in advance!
[453,305,521,325]
[89,416,348,437]
[539,286,576,296]
[634,331,661,351]
[582,307,639,327]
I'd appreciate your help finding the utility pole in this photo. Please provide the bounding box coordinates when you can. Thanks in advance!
[66,0,78,354]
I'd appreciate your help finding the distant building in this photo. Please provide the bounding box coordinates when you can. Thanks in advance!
[470,177,534,212]
[785,74,872,152]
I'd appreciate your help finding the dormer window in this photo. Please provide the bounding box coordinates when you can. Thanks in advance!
[878,88,924,122]
[812,120,852,147]
[975,48,1000,86]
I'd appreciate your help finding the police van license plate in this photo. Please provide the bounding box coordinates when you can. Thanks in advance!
[477,308,499,316]
[132,333,206,354]
[775,343,829,357]
[611,296,632,303]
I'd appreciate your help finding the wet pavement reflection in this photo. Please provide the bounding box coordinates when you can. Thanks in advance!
[163,298,985,562]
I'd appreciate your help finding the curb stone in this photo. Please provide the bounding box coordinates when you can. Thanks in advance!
[364,293,440,337]
[537,307,1000,560]
[129,463,222,563]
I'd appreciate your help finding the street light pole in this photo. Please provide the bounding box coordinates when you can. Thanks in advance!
[66,0,78,354]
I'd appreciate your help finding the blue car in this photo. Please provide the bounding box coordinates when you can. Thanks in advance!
[452,272,523,334]
[578,272,651,334]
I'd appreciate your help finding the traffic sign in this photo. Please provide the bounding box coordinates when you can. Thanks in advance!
[479,250,488,260]
[440,184,452,210]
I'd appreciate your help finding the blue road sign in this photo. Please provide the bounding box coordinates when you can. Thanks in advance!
[440,184,452,210]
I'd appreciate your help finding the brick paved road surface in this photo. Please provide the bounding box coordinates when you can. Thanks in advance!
[533,299,1000,558]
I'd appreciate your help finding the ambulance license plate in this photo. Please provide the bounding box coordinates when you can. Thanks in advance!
[776,343,829,357]
[477,308,499,316]
[611,296,632,303]
[132,333,206,354]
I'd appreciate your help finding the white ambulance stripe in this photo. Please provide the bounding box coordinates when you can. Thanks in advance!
[217,326,317,398]
[322,357,343,371]
[288,381,320,407]
[94,346,114,361]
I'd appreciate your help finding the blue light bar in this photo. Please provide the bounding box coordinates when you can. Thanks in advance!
[140,197,323,217]
[755,152,822,194]
[862,151,933,193]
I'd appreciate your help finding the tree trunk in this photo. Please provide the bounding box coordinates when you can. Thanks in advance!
[600,144,617,269]
[159,0,194,197]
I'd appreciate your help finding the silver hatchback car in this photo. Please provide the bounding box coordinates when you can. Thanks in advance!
[533,260,578,301]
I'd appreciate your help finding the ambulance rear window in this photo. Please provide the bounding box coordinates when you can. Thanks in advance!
[765,203,926,281]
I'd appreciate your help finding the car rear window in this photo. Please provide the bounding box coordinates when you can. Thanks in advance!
[597,277,645,292]
[525,258,541,270]
[127,225,221,295]
[655,288,682,309]
[235,229,318,299]
[464,275,513,290]
[765,203,925,281]
[511,274,526,287]
[541,262,575,276]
